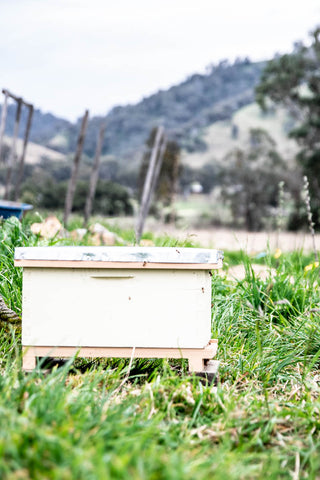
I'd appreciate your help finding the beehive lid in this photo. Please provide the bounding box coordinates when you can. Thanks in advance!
[14,246,223,270]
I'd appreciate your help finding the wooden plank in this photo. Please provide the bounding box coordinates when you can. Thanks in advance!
[23,343,218,358]
[136,126,164,242]
[0,90,9,162]
[150,135,166,197]
[14,105,34,201]
[2,88,33,108]
[63,109,89,225]
[0,89,33,168]
[4,98,22,199]
[14,259,223,269]
[84,123,105,225]
[140,134,167,234]
[14,246,223,264]
[22,342,218,372]
[22,350,36,370]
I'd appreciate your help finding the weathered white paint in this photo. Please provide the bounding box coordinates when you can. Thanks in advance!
[21,267,212,348]
[16,246,223,363]
[15,246,223,265]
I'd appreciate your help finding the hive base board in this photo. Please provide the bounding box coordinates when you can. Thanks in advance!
[22,340,218,373]
[196,360,220,385]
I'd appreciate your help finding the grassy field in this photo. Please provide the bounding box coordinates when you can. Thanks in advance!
[1,216,320,479]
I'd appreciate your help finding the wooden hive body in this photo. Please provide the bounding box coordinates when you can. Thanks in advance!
[15,246,223,372]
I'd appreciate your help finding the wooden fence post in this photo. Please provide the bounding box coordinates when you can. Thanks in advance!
[149,135,167,202]
[0,90,9,162]
[167,143,180,224]
[4,98,22,200]
[63,109,89,225]
[135,126,164,243]
[14,105,34,201]
[84,123,105,226]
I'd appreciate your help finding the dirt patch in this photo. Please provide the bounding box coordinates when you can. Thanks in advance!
[151,225,317,253]
[106,217,318,253]
[223,264,276,281]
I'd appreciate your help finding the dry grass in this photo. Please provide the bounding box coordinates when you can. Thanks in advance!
[181,103,298,168]
[4,135,66,165]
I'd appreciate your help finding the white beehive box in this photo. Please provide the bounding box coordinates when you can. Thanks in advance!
[15,246,223,371]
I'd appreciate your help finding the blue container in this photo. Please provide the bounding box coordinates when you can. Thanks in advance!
[0,201,33,220]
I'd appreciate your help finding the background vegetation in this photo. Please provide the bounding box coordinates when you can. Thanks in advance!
[1,216,320,478]
[1,28,320,233]
[256,27,320,227]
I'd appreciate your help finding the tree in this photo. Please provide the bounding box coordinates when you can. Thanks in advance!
[220,129,289,231]
[155,140,180,208]
[256,27,320,225]
[0,141,10,163]
[138,128,180,214]
[21,178,133,216]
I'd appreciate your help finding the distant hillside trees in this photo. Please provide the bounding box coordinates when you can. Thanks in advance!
[18,159,133,217]
[256,27,320,226]
[0,58,264,159]
[220,129,295,231]
[98,58,263,156]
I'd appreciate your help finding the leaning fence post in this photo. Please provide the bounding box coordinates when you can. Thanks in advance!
[0,90,9,163]
[63,109,89,225]
[4,98,22,200]
[14,104,34,201]
[135,126,164,243]
[149,134,167,202]
[84,123,105,226]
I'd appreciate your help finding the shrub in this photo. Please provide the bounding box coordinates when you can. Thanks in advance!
[21,178,133,216]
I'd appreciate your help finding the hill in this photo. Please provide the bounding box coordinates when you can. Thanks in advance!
[2,135,66,165]
[0,105,74,153]
[85,59,265,157]
[181,103,298,168]
[0,59,265,159]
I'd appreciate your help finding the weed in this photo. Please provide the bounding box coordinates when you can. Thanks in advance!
[303,176,318,262]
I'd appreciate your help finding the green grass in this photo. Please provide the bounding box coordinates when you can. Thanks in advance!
[1,217,320,478]
[223,248,316,268]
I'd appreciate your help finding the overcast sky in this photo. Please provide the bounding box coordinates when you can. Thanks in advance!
[0,0,319,121]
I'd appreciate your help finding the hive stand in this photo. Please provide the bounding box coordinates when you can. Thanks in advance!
[22,339,218,379]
